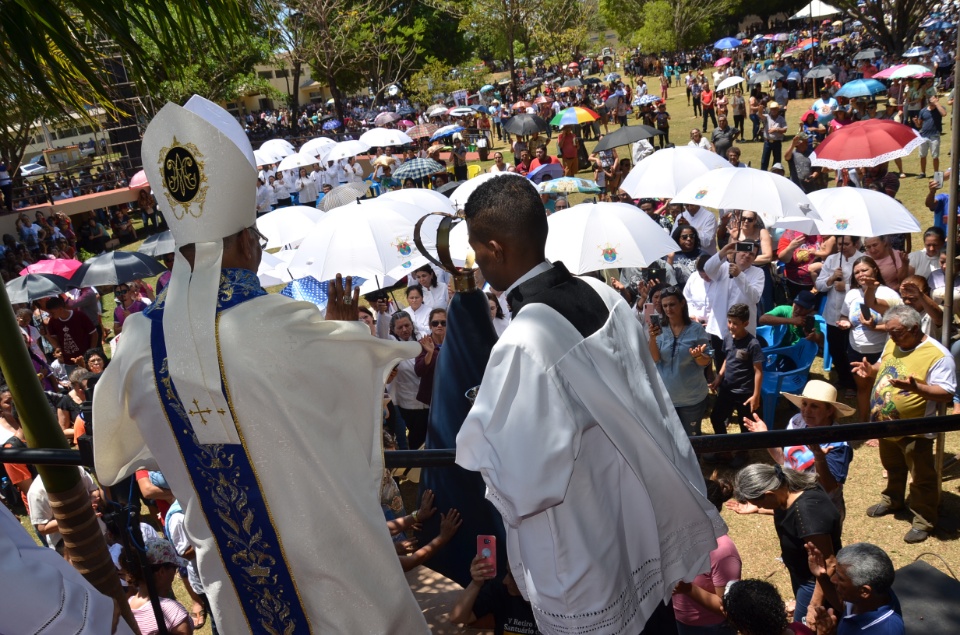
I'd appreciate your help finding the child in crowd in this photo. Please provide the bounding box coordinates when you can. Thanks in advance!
[708,303,763,467]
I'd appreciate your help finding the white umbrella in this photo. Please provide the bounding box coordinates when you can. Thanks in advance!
[620,146,731,200]
[449,172,525,209]
[359,128,414,148]
[254,148,283,167]
[260,138,296,158]
[257,205,326,249]
[276,152,321,173]
[670,167,814,227]
[716,76,745,92]
[378,189,457,215]
[300,137,336,157]
[325,139,371,162]
[545,202,681,274]
[258,249,296,287]
[289,202,418,281]
[776,188,921,237]
[384,216,471,280]
[427,104,448,116]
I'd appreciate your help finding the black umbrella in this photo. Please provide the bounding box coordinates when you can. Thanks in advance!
[69,251,168,288]
[436,181,462,197]
[5,273,68,304]
[584,77,601,85]
[137,230,175,257]
[748,69,785,85]
[502,113,550,136]
[593,125,662,152]
[562,79,583,88]
[805,65,836,79]
[853,48,882,60]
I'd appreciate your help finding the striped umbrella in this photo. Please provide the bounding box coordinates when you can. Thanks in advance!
[393,158,446,181]
[407,123,438,139]
[550,107,599,126]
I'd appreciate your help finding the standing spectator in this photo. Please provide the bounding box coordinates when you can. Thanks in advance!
[0,160,12,211]
[654,103,671,147]
[748,87,763,141]
[295,166,319,207]
[761,101,787,172]
[42,297,99,365]
[692,79,703,118]
[557,125,580,177]
[414,265,448,309]
[112,284,147,337]
[908,227,945,277]
[816,236,862,396]
[674,203,718,255]
[704,241,764,335]
[414,308,446,408]
[730,87,746,138]
[854,305,956,544]
[863,236,909,291]
[451,136,468,182]
[784,133,823,193]
[707,303,763,467]
[777,230,833,298]
[701,83,718,131]
[711,115,739,158]
[647,286,712,436]
[914,95,946,179]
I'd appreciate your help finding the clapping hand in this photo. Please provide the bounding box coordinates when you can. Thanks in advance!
[851,356,875,380]
[439,509,463,540]
[889,375,921,393]
[419,336,436,354]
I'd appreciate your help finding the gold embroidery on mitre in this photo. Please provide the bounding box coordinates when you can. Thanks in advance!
[159,136,209,220]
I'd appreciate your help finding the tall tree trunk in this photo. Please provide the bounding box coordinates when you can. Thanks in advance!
[0,286,138,634]
[291,60,303,133]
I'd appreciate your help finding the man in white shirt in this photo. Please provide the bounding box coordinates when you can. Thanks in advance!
[674,203,718,254]
[703,239,765,337]
[28,468,103,550]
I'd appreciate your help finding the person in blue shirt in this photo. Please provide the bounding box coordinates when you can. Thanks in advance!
[806,542,904,635]
[924,174,958,232]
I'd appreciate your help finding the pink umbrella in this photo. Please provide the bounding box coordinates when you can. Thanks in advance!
[715,57,733,67]
[21,258,83,278]
[872,64,905,80]
[398,119,415,128]
[129,169,149,188]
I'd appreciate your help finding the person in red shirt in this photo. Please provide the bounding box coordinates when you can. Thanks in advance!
[557,125,580,177]
[43,297,99,365]
[515,150,533,176]
[701,84,718,131]
[528,144,557,173]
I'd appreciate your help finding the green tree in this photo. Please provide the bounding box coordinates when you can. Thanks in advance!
[633,0,677,52]
[259,2,314,128]
[828,0,934,56]
[529,0,599,67]
[600,0,645,40]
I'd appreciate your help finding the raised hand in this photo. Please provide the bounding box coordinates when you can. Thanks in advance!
[325,274,360,321]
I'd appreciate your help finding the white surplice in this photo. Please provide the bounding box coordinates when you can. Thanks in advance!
[93,293,429,634]
[457,276,725,635]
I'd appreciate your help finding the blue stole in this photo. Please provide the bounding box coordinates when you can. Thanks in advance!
[146,268,310,634]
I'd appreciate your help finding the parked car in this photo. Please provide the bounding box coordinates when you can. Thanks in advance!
[19,155,46,178]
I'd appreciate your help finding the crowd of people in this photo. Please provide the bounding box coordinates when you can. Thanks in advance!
[4,8,960,635]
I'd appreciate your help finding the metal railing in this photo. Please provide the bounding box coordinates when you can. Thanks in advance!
[2,414,959,470]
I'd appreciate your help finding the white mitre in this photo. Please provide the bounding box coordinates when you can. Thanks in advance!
[141,95,256,444]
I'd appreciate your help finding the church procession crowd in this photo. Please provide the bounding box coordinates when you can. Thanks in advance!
[6,5,960,635]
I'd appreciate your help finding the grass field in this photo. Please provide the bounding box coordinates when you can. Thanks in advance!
[25,73,958,631]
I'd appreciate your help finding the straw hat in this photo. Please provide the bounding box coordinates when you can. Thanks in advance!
[783,380,856,418]
[427,143,444,154]
[768,100,781,109]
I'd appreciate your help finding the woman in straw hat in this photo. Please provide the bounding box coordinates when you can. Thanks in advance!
[726,380,855,523]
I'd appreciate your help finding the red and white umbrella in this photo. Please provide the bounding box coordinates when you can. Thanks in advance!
[810,119,925,169]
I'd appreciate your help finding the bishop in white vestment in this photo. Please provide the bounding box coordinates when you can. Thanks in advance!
[93,96,429,634]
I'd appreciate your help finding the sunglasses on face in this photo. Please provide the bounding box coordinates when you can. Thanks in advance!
[431,320,447,327]
[741,216,756,222]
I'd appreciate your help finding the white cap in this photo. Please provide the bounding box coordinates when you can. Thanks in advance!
[141,96,257,443]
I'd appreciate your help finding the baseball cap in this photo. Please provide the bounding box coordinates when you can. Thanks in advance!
[793,290,817,310]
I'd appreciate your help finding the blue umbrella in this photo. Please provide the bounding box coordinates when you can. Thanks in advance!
[322,119,341,130]
[280,276,368,310]
[714,37,742,50]
[834,79,886,98]
[924,20,954,31]
[479,84,494,92]
[605,72,621,82]
[636,94,661,106]
[526,162,564,184]
[429,125,464,141]
[469,104,489,114]
[903,46,931,58]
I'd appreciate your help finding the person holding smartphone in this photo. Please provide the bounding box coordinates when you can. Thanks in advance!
[757,289,824,347]
[836,256,901,420]
[448,551,541,634]
[647,287,712,436]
